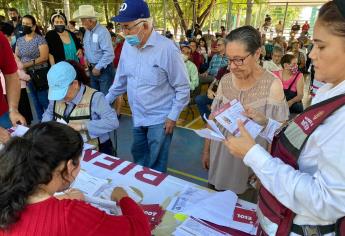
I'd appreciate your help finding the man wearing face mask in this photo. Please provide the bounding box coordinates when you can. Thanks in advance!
[106,0,190,173]
[45,12,83,65]
[181,43,199,91]
[72,5,115,96]
[7,8,23,49]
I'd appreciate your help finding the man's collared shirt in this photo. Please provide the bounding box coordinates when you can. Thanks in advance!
[208,54,229,77]
[83,23,114,70]
[106,30,190,127]
[42,84,118,143]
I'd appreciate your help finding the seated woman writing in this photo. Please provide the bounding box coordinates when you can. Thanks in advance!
[42,61,118,155]
[0,122,150,235]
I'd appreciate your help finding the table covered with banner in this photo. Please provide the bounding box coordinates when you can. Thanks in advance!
[79,149,259,236]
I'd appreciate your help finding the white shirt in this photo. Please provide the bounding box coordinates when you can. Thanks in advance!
[262,60,282,73]
[244,80,345,234]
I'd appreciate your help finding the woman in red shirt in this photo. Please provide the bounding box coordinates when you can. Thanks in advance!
[0,122,150,236]
[273,54,304,114]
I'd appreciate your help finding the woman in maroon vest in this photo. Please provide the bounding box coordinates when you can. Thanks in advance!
[225,1,345,235]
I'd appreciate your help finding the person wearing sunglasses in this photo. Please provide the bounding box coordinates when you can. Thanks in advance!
[201,26,289,202]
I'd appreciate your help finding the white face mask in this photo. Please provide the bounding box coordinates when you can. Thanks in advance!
[182,54,189,61]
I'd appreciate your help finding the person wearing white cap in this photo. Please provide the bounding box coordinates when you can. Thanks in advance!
[72,5,115,96]
[106,0,190,172]
[42,61,118,155]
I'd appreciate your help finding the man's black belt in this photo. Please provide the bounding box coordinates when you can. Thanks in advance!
[291,223,335,235]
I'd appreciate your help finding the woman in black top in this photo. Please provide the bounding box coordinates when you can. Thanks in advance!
[45,12,82,65]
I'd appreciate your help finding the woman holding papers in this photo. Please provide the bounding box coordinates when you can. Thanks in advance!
[225,1,345,235]
[42,61,118,155]
[201,25,289,199]
[0,122,151,235]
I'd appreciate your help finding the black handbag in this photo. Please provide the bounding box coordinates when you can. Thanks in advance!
[28,65,49,91]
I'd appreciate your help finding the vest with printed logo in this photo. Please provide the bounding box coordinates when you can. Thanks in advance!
[257,94,345,236]
[53,86,100,150]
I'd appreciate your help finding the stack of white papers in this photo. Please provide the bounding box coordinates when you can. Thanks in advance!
[173,217,230,236]
[167,186,238,228]
[167,186,212,213]
[71,170,119,215]
[194,99,263,141]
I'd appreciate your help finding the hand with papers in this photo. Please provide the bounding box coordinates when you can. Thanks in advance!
[194,100,263,142]
[224,120,256,159]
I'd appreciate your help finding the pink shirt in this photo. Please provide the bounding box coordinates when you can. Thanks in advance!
[273,70,302,92]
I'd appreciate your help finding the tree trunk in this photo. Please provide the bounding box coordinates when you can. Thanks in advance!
[172,0,188,34]
[197,0,216,27]
[104,0,109,23]
[245,0,253,26]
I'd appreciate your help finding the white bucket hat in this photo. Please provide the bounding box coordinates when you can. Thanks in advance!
[72,5,102,19]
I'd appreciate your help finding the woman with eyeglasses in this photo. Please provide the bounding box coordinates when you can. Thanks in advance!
[201,26,289,201]
[0,122,151,235]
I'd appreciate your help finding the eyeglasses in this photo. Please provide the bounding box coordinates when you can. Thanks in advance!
[119,21,145,31]
[228,53,252,66]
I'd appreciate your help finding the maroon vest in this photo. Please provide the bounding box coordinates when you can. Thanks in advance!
[257,94,345,236]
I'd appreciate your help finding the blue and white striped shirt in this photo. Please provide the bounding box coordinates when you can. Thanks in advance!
[106,30,190,127]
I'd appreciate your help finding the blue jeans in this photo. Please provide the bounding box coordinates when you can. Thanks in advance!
[131,123,173,173]
[90,63,115,95]
[195,95,213,121]
[0,112,12,129]
[27,81,49,121]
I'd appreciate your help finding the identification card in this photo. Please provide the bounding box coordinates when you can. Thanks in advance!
[92,33,98,43]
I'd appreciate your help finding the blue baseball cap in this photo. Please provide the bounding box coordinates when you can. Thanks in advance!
[47,62,77,101]
[112,0,150,23]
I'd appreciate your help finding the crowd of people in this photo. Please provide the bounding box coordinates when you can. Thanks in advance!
[0,0,345,235]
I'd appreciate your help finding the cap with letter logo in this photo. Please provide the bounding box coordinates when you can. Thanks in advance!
[112,0,150,23]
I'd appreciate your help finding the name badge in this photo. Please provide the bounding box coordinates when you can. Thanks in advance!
[92,34,98,43]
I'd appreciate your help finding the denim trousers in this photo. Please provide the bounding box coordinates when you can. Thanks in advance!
[131,123,173,173]
[90,63,115,95]
[195,95,213,121]
[27,81,49,121]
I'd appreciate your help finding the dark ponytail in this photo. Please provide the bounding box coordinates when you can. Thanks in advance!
[0,122,83,229]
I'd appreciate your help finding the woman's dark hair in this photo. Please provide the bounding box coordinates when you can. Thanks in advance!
[69,20,76,27]
[226,25,262,55]
[280,54,296,68]
[0,22,14,36]
[0,122,83,229]
[318,1,345,38]
[67,60,90,85]
[22,15,42,35]
[199,37,208,53]
[50,12,67,25]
